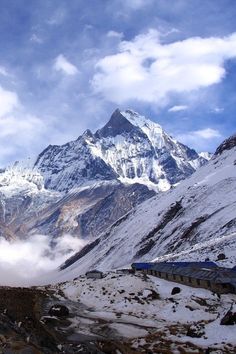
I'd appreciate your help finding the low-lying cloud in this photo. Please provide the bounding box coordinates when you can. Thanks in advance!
[0,234,86,286]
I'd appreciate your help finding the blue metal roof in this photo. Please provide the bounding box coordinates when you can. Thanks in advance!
[132,262,236,285]
[155,261,218,268]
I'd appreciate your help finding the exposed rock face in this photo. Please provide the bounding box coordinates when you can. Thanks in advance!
[23,181,155,239]
[215,133,236,155]
[220,308,236,325]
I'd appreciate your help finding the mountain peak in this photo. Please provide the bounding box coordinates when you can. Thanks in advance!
[121,109,162,131]
[95,108,139,138]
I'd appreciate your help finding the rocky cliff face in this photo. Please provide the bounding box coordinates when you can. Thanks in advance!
[215,133,236,155]
[0,167,154,240]
[35,109,207,192]
[19,181,155,239]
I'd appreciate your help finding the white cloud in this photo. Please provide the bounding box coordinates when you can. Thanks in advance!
[0,234,87,286]
[30,33,43,44]
[0,66,9,77]
[0,114,48,166]
[193,128,221,139]
[0,86,19,118]
[92,30,236,104]
[107,30,123,39]
[212,106,224,114]
[54,54,79,76]
[176,128,222,151]
[177,128,221,142]
[0,114,44,139]
[168,105,188,112]
[119,0,153,10]
[160,28,180,37]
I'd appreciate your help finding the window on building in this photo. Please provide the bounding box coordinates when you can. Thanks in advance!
[197,279,200,286]
[207,281,211,287]
[180,276,183,281]
[188,277,192,283]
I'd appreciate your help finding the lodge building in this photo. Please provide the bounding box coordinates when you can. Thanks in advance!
[131,262,236,294]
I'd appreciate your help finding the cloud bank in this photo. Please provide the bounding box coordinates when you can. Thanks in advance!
[92,30,236,105]
[0,234,86,286]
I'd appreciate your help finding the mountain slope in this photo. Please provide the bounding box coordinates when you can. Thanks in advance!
[19,181,155,239]
[57,133,236,281]
[35,109,207,192]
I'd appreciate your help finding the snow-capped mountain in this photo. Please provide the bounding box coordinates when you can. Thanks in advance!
[35,109,207,192]
[57,133,236,279]
[0,108,208,241]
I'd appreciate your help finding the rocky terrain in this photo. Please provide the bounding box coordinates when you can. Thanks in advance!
[46,272,236,353]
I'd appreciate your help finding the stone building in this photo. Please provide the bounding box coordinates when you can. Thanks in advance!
[85,270,103,279]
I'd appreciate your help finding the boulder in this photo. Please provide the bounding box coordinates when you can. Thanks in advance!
[217,253,226,260]
[220,309,236,325]
[186,324,205,338]
[171,287,181,295]
[48,304,69,318]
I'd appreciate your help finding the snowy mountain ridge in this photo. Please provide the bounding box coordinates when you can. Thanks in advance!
[0,164,44,196]
[35,108,207,192]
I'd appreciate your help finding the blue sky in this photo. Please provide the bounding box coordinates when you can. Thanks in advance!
[0,0,236,166]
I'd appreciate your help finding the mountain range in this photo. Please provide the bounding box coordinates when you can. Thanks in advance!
[0,109,208,240]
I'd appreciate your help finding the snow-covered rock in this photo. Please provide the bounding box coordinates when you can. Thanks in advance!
[35,109,207,192]
[199,152,212,161]
[44,272,236,352]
